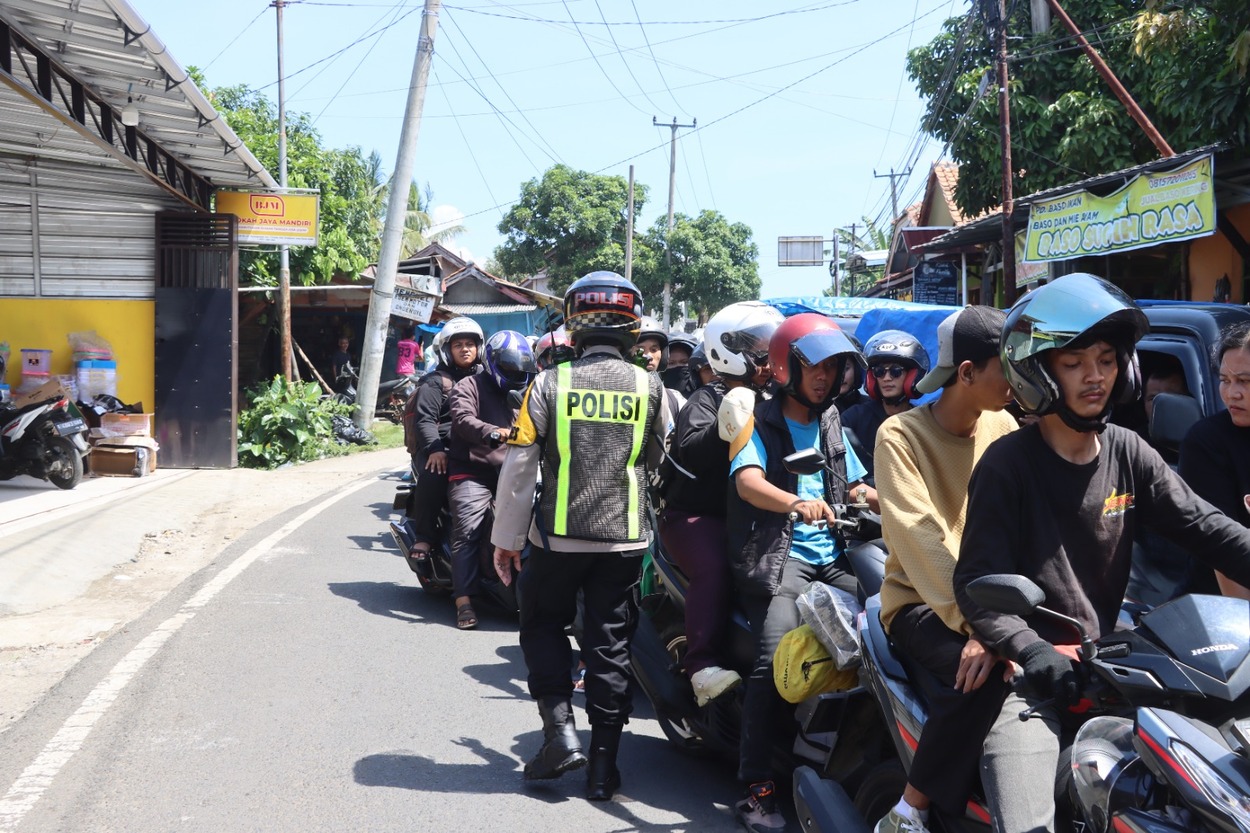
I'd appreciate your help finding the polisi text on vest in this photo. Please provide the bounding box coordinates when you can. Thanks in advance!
[564,390,644,421]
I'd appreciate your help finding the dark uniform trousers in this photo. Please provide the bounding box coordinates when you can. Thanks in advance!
[518,545,644,727]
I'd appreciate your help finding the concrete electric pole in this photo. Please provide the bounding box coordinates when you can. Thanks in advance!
[873,167,912,225]
[274,0,292,380]
[355,0,442,429]
[654,116,696,329]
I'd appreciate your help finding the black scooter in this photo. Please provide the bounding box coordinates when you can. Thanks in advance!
[630,448,890,777]
[336,362,417,425]
[799,574,1250,833]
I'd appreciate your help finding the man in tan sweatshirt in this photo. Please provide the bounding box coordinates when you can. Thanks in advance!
[871,305,1017,833]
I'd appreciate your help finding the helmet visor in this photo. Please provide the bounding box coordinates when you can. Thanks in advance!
[792,329,863,370]
[1005,276,1147,363]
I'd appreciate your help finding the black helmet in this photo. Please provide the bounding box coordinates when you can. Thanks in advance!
[688,342,708,371]
[1002,273,1147,433]
[863,329,929,404]
[563,271,643,354]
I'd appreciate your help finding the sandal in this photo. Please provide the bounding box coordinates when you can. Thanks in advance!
[572,665,586,694]
[456,603,478,630]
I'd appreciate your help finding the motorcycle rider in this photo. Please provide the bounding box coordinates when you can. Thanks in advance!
[688,343,715,389]
[726,312,877,833]
[534,326,575,371]
[635,317,686,414]
[405,318,483,562]
[870,306,1016,833]
[841,329,928,484]
[955,273,1250,833]
[665,331,699,395]
[490,272,671,801]
[658,301,784,707]
[446,330,535,630]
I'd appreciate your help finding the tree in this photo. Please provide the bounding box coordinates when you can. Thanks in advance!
[907,1,1250,218]
[823,217,890,297]
[397,182,465,258]
[195,70,386,286]
[494,165,649,295]
[635,210,761,322]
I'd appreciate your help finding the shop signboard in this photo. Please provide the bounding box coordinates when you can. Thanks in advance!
[1023,154,1215,263]
[215,190,320,247]
[913,260,959,306]
[392,287,437,323]
[1015,230,1049,288]
[396,273,441,296]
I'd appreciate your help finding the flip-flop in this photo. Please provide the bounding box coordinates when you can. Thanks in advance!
[572,666,586,694]
[456,603,478,630]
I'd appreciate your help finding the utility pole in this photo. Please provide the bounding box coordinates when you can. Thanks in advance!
[1046,0,1173,157]
[355,0,442,430]
[873,167,912,224]
[990,0,1018,304]
[654,116,696,329]
[625,164,635,281]
[274,0,292,380]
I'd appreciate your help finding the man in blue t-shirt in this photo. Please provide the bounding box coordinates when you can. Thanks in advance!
[721,312,878,833]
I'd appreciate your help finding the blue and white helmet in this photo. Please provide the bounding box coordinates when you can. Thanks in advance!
[484,330,538,392]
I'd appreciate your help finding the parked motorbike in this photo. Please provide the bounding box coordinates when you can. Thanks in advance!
[630,448,890,777]
[335,362,417,425]
[805,573,1250,833]
[0,394,90,490]
[386,478,521,614]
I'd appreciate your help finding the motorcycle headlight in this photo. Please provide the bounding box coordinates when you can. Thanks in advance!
[1170,741,1250,832]
[1071,716,1138,833]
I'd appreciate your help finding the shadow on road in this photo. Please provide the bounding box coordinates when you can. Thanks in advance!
[462,643,529,699]
[364,500,396,522]
[327,579,520,634]
[354,733,737,829]
[345,532,398,553]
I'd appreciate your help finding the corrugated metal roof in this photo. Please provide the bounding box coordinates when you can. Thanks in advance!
[443,302,538,315]
[0,0,276,194]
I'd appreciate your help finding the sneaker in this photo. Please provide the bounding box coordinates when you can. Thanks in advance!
[690,666,742,707]
[735,781,785,833]
[874,806,929,833]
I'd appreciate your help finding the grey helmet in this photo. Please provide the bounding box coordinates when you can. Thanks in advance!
[1002,273,1147,432]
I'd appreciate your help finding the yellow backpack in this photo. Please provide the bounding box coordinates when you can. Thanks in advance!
[773,623,858,703]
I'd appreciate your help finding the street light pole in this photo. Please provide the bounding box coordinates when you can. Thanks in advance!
[274,0,292,380]
[654,116,695,329]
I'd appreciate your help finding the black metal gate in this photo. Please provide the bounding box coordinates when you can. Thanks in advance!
[153,212,238,468]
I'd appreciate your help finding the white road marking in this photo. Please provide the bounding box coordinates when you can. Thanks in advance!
[0,476,377,831]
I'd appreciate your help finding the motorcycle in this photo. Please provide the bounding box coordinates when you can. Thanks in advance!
[803,573,1250,833]
[386,477,522,615]
[0,394,90,490]
[335,362,417,425]
[630,448,891,776]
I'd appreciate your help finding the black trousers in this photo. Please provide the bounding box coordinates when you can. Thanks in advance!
[406,450,448,546]
[890,603,1009,815]
[738,557,858,784]
[518,546,643,727]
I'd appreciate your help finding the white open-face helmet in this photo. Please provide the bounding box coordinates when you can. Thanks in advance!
[704,301,786,381]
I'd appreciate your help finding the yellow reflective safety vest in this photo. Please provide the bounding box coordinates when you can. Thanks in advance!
[536,354,661,543]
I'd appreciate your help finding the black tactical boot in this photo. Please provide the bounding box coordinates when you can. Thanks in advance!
[585,723,623,801]
[524,697,586,780]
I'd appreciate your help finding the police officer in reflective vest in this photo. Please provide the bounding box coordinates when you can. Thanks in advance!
[492,272,670,801]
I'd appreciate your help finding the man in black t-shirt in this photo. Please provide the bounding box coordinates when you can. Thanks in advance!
[953,274,1250,833]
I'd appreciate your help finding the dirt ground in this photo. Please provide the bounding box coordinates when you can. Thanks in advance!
[0,449,405,736]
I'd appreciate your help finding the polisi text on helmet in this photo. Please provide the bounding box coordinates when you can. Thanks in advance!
[575,290,635,309]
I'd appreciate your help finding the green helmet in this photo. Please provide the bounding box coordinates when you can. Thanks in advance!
[1002,273,1147,429]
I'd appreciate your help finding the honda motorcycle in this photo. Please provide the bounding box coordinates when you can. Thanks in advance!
[630,448,890,776]
[335,362,417,425]
[0,394,89,490]
[799,573,1250,833]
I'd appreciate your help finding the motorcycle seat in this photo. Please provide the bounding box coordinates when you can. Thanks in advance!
[1,397,63,418]
[863,596,910,683]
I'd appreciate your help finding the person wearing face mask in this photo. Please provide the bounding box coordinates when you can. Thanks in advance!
[664,331,698,394]
[635,317,685,422]
[841,329,929,484]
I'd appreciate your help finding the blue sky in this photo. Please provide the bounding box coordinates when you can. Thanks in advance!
[129,0,962,299]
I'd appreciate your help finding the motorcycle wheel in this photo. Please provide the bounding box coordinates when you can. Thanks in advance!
[654,621,712,757]
[45,437,83,490]
[852,760,907,827]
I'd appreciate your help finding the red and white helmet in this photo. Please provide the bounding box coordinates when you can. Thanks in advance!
[534,326,574,369]
[704,301,785,382]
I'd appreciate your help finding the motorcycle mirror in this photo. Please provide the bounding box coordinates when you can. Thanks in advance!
[783,448,827,477]
[965,574,1046,616]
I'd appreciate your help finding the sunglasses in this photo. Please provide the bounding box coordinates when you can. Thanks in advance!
[749,352,770,368]
[871,364,907,379]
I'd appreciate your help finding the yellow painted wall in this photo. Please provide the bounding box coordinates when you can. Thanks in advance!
[0,299,155,409]
[1189,204,1249,302]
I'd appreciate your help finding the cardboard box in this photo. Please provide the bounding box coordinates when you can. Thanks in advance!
[88,437,158,477]
[98,412,153,438]
[10,379,73,409]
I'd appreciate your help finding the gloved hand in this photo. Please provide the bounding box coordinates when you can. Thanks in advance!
[717,386,756,458]
[1016,641,1081,708]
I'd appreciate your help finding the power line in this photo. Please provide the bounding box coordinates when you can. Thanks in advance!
[432,67,504,219]
[202,4,271,72]
[447,1,864,26]
[560,0,649,114]
[695,126,718,211]
[311,0,410,125]
[593,0,667,114]
[258,7,420,90]
[629,0,683,117]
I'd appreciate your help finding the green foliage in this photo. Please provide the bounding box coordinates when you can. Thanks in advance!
[236,377,353,469]
[399,182,465,258]
[907,1,1250,218]
[494,165,650,296]
[634,210,761,322]
[193,68,386,286]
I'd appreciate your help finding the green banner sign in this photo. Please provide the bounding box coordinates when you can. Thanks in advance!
[1023,155,1215,263]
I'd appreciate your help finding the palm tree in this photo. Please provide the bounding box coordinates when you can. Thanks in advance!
[372,180,466,258]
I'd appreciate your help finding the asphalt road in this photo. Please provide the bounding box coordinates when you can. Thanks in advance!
[0,474,743,832]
